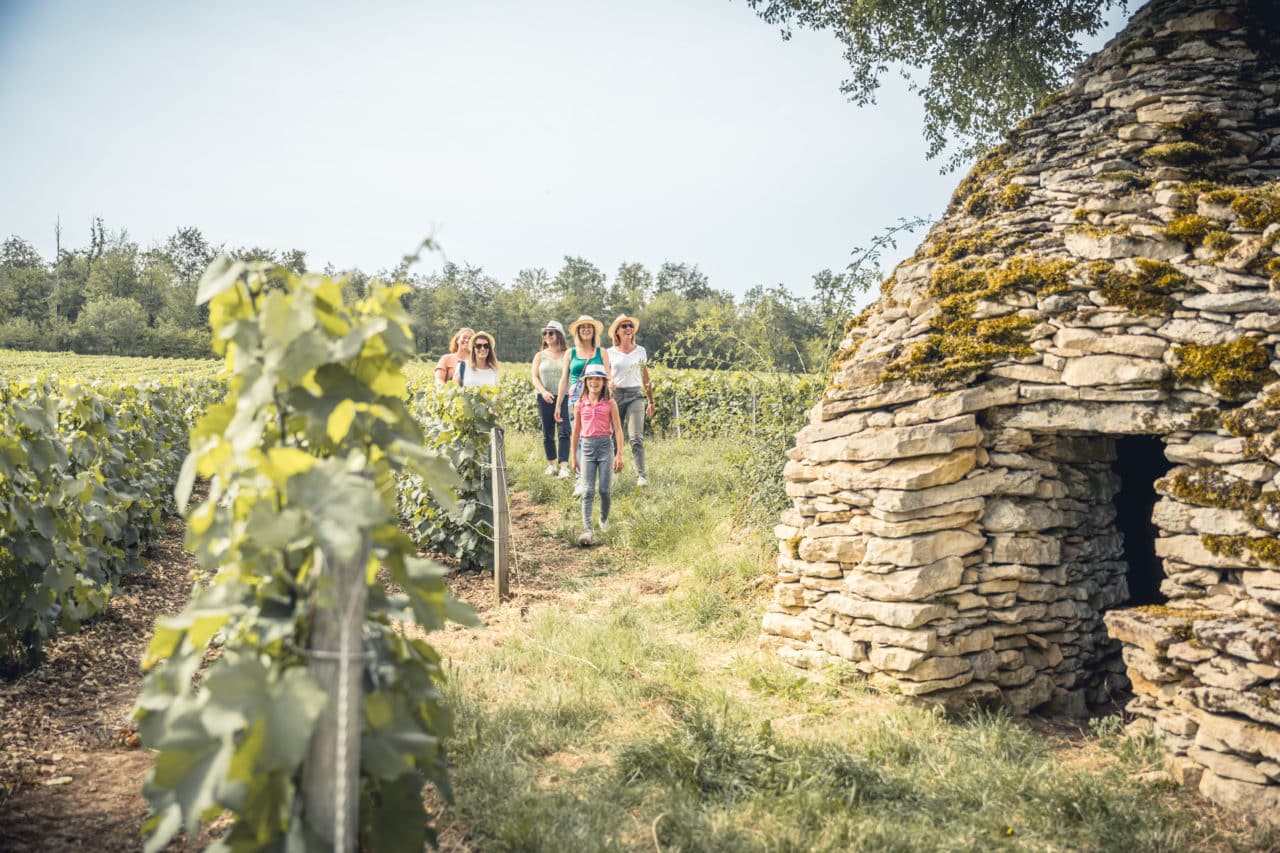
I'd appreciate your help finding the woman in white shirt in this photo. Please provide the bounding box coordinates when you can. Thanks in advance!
[607,314,654,486]
[458,331,501,387]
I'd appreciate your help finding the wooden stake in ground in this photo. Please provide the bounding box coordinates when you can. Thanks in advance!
[302,530,371,852]
[491,426,511,603]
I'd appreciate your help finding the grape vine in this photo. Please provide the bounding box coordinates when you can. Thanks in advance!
[134,260,475,851]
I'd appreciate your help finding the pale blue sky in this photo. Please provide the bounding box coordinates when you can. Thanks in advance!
[0,1,1121,300]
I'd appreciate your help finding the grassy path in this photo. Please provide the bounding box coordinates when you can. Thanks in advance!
[432,434,1272,853]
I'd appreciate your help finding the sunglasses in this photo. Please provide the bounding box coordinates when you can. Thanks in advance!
[542,331,556,336]
[474,342,490,350]
[618,323,634,330]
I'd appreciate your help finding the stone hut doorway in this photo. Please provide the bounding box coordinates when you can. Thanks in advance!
[1113,435,1173,608]
[974,407,1192,711]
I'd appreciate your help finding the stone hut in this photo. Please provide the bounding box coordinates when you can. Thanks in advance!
[763,0,1280,817]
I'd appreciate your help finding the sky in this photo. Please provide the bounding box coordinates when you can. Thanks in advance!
[0,1,1123,302]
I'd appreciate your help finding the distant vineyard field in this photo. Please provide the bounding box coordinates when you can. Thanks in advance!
[1,349,821,669]
[0,348,220,383]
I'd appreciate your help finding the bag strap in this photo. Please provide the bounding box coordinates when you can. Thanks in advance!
[456,361,466,385]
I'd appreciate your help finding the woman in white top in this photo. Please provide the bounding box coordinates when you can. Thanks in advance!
[458,331,500,387]
[607,314,654,486]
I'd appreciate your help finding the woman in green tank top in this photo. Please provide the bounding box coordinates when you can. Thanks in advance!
[532,321,572,477]
[556,316,612,492]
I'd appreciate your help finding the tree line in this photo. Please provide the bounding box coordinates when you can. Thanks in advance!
[0,221,885,370]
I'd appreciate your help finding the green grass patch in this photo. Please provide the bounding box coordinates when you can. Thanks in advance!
[438,433,1273,851]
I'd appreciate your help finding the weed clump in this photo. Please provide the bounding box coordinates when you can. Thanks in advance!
[1172,338,1273,399]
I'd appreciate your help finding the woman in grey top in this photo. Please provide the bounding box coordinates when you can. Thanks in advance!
[607,314,654,487]
[531,320,571,478]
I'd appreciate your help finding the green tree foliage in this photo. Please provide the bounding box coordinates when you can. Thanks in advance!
[2,217,904,370]
[744,0,1125,169]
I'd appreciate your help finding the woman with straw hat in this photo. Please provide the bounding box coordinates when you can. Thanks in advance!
[457,330,500,387]
[556,315,612,494]
[608,313,654,487]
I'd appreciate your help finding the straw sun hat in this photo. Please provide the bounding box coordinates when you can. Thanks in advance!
[568,315,604,339]
[609,314,639,340]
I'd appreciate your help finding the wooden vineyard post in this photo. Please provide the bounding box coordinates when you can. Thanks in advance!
[302,527,371,852]
[674,391,682,440]
[491,426,511,603]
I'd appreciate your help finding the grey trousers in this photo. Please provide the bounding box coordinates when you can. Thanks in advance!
[613,387,647,477]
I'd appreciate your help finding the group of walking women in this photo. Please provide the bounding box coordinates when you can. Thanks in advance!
[436,315,654,546]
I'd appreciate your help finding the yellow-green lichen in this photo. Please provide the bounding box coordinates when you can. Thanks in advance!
[1131,605,1221,643]
[1222,391,1280,436]
[1158,467,1260,511]
[1072,207,1090,222]
[1143,142,1214,167]
[996,184,1031,210]
[964,189,994,217]
[882,315,1034,385]
[1172,338,1274,399]
[1202,534,1280,567]
[1164,214,1219,245]
[1092,258,1188,314]
[881,257,1072,384]
[1203,230,1238,252]
[949,143,1010,212]
[922,229,1001,263]
[1230,186,1280,230]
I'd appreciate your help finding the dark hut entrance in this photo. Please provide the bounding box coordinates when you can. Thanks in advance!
[1112,436,1172,608]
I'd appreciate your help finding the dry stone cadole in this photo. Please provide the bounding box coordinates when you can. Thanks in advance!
[762,0,1280,819]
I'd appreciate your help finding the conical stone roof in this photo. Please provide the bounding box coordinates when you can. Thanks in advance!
[765,0,1280,819]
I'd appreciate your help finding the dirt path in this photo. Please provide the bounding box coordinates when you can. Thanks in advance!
[0,516,203,851]
[0,493,590,852]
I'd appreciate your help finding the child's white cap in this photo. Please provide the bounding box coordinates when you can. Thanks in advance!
[583,364,608,379]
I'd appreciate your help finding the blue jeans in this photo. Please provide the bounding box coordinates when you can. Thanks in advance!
[580,435,613,531]
[568,381,584,466]
[538,395,570,463]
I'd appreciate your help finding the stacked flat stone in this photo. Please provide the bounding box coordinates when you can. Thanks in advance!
[762,0,1280,820]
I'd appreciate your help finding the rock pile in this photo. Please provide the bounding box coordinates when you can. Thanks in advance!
[762,0,1280,819]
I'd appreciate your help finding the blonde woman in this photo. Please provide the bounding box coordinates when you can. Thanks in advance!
[458,331,500,387]
[434,327,473,384]
[532,320,571,477]
[555,315,612,494]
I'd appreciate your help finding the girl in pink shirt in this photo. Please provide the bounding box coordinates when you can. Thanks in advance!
[570,364,624,545]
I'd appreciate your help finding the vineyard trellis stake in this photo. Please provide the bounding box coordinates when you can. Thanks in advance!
[490,426,511,603]
[302,520,372,851]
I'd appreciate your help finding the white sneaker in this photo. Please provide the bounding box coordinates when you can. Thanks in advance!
[573,479,585,497]
[578,529,593,546]
[599,518,609,532]
[637,476,648,487]
[557,465,571,479]
[544,464,557,476]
